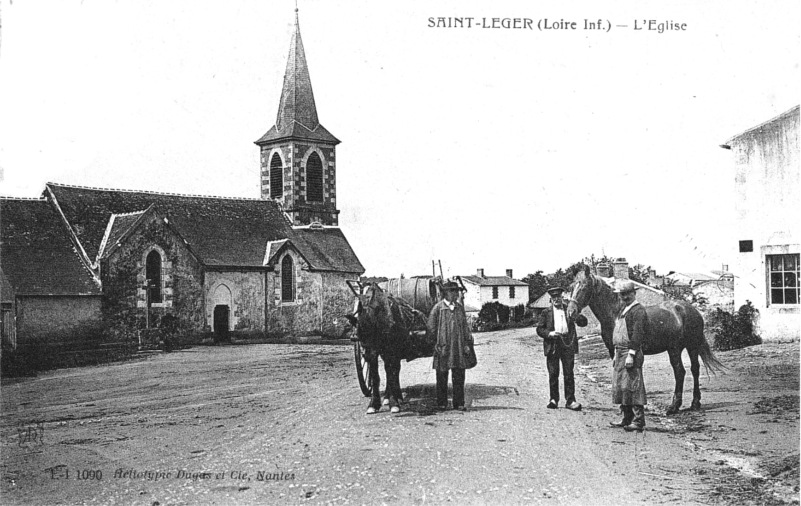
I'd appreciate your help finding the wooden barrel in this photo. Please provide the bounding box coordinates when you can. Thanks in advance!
[379,278,438,315]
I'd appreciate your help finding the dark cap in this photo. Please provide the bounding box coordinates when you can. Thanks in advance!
[441,280,461,292]
[546,286,565,297]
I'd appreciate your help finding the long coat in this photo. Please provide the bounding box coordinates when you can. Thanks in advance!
[427,299,476,371]
[535,306,588,357]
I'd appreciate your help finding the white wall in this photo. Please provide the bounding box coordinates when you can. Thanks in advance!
[729,107,800,340]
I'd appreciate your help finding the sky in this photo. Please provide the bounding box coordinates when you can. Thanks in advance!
[1,0,799,280]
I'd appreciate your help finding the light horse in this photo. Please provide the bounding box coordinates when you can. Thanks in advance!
[565,265,724,414]
[346,282,434,414]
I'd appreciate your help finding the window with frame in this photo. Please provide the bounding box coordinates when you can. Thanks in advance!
[146,250,163,303]
[492,286,499,299]
[281,255,295,302]
[509,286,515,299]
[270,153,283,199]
[768,253,799,305]
[306,153,324,202]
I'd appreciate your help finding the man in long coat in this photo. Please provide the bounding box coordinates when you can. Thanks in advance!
[610,280,650,431]
[536,286,588,410]
[427,280,477,411]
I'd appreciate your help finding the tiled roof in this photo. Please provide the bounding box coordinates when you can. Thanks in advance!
[461,275,528,287]
[255,12,339,146]
[47,183,293,268]
[288,226,364,273]
[0,198,101,295]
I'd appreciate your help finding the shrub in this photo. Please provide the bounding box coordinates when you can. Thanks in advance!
[708,301,762,351]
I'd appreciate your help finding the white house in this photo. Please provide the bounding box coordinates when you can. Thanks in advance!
[460,269,530,311]
[721,105,800,340]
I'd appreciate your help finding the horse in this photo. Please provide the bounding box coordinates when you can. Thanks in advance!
[565,265,724,414]
[346,282,435,414]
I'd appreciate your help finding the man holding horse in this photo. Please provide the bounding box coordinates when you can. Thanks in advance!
[427,280,477,411]
[610,280,650,432]
[536,286,588,410]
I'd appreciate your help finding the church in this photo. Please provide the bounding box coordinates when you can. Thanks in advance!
[1,11,364,353]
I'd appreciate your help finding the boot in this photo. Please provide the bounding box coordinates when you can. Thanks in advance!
[610,405,634,427]
[624,405,646,432]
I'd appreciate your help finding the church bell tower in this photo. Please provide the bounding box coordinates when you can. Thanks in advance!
[255,9,341,226]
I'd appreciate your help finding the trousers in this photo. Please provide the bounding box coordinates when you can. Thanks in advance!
[546,351,576,404]
[436,368,465,407]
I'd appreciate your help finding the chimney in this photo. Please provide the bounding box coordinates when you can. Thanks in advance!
[596,262,612,277]
[613,258,629,279]
[506,269,513,279]
[477,268,484,278]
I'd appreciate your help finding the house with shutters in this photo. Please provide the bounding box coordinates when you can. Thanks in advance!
[460,269,530,312]
[0,10,364,353]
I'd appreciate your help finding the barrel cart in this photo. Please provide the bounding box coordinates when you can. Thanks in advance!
[346,276,466,397]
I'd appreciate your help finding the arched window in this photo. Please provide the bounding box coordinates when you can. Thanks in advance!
[306,152,323,202]
[270,153,283,199]
[146,250,163,303]
[281,255,295,302]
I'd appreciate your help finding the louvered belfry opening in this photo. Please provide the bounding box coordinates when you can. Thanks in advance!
[270,153,283,199]
[306,153,323,202]
[281,255,295,302]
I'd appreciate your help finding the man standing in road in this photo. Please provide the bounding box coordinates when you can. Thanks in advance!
[536,286,588,410]
[610,280,650,432]
[428,280,477,411]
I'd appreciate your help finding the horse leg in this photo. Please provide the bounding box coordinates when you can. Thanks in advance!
[384,357,402,413]
[666,348,686,415]
[366,355,382,414]
[688,349,702,410]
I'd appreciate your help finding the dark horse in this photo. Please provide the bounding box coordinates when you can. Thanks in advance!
[565,265,724,414]
[346,282,434,414]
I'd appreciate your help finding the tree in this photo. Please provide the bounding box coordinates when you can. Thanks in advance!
[546,268,573,292]
[522,271,548,301]
[628,264,651,285]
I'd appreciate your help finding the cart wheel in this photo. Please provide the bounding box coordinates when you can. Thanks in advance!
[354,342,372,397]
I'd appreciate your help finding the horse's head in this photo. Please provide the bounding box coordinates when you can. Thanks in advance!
[353,283,395,342]
[566,264,594,322]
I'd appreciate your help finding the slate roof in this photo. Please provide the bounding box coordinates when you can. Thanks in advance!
[0,198,101,295]
[97,210,147,260]
[47,183,293,267]
[45,183,363,273]
[461,275,528,287]
[254,11,339,146]
[722,105,800,147]
[288,227,364,273]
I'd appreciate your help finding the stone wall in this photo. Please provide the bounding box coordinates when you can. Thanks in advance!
[320,271,360,337]
[15,296,103,345]
[265,248,358,336]
[205,271,266,332]
[259,142,339,226]
[103,213,205,332]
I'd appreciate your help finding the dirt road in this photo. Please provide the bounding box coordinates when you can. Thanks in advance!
[1,329,798,505]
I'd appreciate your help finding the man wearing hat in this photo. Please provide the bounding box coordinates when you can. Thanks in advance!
[610,280,650,431]
[427,280,477,411]
[535,286,588,410]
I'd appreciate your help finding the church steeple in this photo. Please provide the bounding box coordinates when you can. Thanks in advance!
[255,9,339,146]
[255,9,340,227]
[276,10,318,133]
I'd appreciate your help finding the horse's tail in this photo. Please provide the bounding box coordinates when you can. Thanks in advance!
[678,301,727,375]
[697,336,727,375]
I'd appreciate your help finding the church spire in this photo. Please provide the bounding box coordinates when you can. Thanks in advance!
[256,8,339,145]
